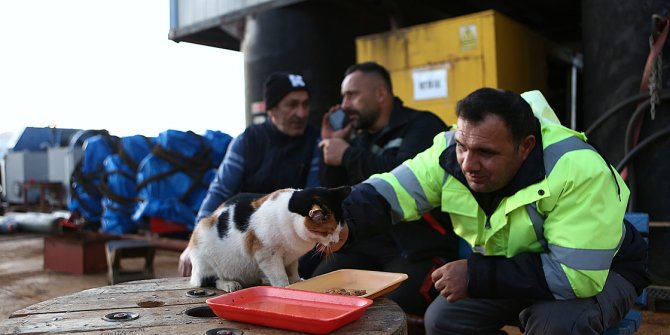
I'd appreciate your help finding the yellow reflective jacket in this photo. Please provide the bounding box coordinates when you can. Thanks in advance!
[361,91,630,299]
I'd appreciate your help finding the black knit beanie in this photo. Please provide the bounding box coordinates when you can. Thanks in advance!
[264,72,309,110]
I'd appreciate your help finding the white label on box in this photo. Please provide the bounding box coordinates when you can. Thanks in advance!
[412,68,448,101]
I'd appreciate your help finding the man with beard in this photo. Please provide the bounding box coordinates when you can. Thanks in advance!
[314,62,460,318]
[327,88,649,334]
[179,72,320,276]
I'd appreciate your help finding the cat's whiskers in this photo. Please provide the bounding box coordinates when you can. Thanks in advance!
[315,243,334,256]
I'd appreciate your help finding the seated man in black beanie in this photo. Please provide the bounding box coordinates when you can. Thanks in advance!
[178,72,320,276]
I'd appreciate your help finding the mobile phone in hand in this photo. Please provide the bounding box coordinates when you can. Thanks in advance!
[328,108,348,130]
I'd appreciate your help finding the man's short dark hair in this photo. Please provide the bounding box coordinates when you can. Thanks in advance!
[456,88,537,146]
[344,62,393,94]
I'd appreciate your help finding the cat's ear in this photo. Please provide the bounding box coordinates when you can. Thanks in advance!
[288,188,317,217]
[308,208,326,222]
[331,186,352,201]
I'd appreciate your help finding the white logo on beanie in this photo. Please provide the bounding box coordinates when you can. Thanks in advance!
[288,74,306,87]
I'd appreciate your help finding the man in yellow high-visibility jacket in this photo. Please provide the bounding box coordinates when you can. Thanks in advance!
[331,88,649,334]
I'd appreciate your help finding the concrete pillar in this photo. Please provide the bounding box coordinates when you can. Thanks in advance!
[241,3,366,127]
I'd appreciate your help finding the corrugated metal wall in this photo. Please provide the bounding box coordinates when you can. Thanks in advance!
[173,0,274,28]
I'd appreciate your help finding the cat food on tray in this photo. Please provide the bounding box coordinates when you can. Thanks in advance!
[325,288,368,296]
[288,269,408,299]
[206,286,372,335]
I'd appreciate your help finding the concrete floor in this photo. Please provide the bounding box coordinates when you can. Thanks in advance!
[1,233,669,334]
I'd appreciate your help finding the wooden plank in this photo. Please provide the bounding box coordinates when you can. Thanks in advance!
[10,288,217,317]
[3,298,405,335]
[119,234,189,252]
[71,325,406,335]
[3,277,407,335]
[3,304,229,334]
[11,277,224,317]
[650,221,670,228]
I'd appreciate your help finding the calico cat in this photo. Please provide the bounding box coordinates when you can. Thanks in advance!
[188,186,351,292]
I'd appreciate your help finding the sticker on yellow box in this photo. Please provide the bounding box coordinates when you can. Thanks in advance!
[459,24,477,51]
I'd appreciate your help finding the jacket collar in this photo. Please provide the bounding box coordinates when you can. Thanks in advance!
[363,97,412,133]
[387,97,413,130]
[263,119,284,137]
[263,119,316,141]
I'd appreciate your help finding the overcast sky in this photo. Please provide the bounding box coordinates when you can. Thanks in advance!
[0,0,246,146]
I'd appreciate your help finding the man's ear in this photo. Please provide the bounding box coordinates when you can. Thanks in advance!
[266,107,276,121]
[518,134,536,160]
[375,85,387,103]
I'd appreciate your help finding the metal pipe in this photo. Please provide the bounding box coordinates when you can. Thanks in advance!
[170,0,179,31]
[585,90,670,136]
[616,126,670,172]
[621,93,670,211]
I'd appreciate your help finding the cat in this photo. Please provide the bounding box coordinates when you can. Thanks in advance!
[188,186,351,292]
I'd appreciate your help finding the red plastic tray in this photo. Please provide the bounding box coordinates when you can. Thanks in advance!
[206,286,373,334]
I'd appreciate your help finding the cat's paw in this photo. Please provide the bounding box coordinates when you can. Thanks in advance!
[216,280,243,292]
[189,276,202,288]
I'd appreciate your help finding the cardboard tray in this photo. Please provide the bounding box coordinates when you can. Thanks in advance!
[288,269,409,299]
[206,286,372,334]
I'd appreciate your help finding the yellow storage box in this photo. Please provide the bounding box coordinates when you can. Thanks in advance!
[356,10,546,125]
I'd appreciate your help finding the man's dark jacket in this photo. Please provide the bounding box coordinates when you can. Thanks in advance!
[243,120,318,193]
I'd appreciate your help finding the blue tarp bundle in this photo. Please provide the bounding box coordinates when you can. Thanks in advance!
[133,130,232,231]
[100,135,154,234]
[68,134,119,224]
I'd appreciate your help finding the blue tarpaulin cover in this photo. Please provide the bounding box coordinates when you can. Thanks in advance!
[12,126,82,151]
[132,130,232,231]
[100,135,154,234]
[68,134,119,223]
